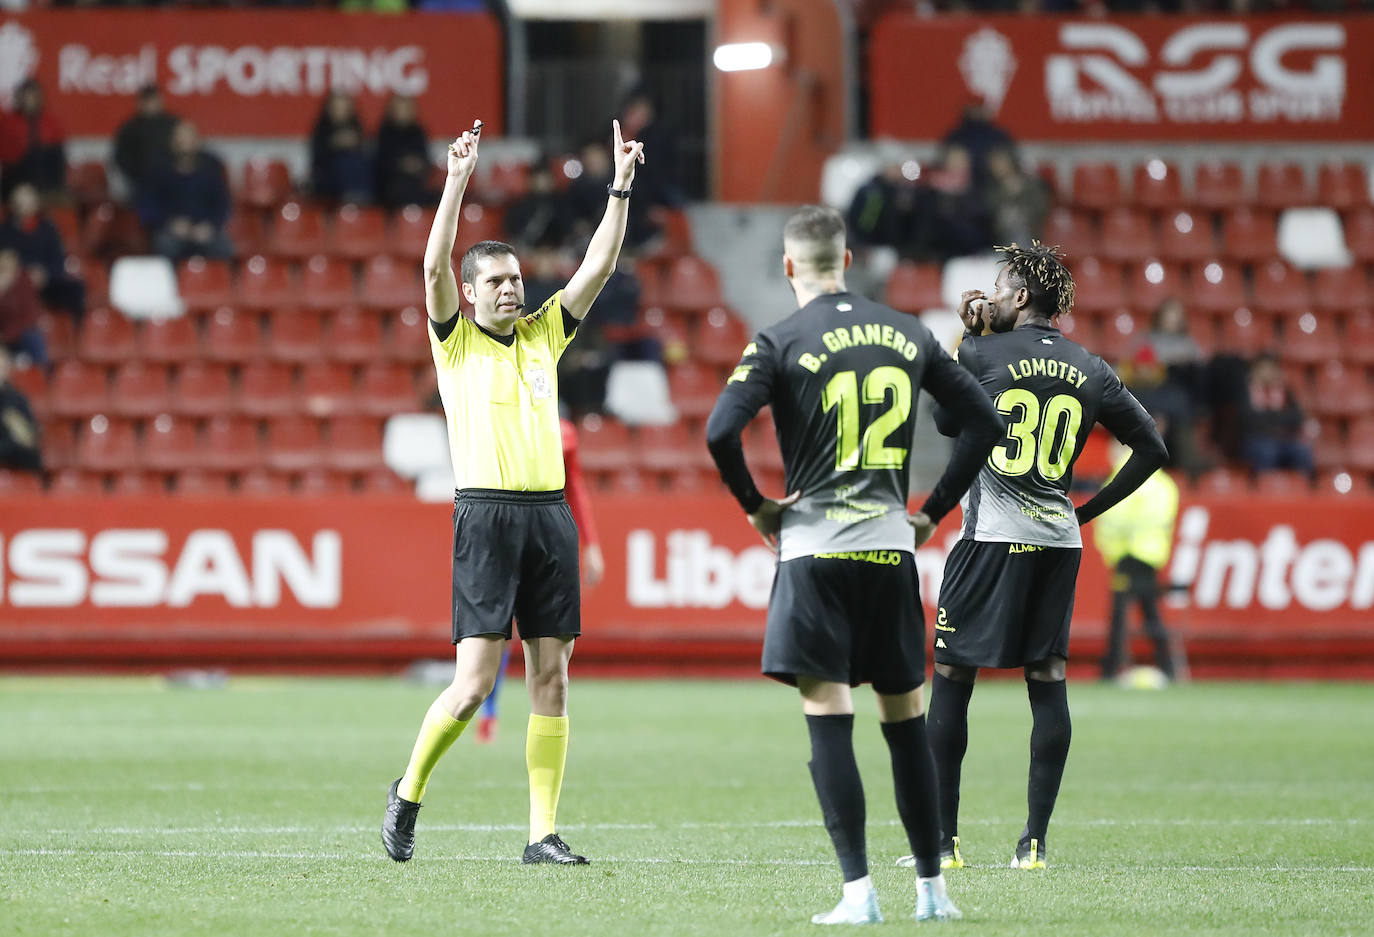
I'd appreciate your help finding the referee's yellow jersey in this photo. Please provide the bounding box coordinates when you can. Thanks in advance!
[430,291,575,492]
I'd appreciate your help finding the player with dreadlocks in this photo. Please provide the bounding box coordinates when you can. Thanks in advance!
[896,241,1168,871]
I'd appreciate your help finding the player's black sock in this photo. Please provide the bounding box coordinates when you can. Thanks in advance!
[805,713,868,882]
[927,672,974,842]
[1025,678,1072,843]
[881,715,941,878]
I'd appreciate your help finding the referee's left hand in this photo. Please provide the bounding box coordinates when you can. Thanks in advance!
[611,118,645,190]
[748,491,802,550]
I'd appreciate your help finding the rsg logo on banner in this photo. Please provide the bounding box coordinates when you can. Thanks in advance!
[1044,22,1345,124]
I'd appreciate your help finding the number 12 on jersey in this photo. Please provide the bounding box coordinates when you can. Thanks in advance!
[821,367,912,470]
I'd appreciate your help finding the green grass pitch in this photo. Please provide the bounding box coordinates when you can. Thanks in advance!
[3,676,1373,936]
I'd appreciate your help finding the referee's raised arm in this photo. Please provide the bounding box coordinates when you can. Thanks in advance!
[423,119,483,325]
[561,118,645,321]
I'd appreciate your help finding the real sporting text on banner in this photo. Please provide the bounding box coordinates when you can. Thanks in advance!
[0,11,503,136]
[2,493,1373,665]
[870,14,1374,141]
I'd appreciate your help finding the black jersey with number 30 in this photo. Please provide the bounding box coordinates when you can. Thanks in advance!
[712,291,992,562]
[937,324,1155,548]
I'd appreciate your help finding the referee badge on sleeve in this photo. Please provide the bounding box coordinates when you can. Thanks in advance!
[527,367,553,400]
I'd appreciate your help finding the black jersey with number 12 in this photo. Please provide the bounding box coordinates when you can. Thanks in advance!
[937,324,1155,548]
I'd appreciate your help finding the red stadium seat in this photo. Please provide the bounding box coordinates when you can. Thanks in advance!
[238,468,293,496]
[142,414,200,472]
[1281,311,1341,366]
[1220,208,1278,263]
[1131,159,1184,211]
[1250,260,1312,316]
[299,254,358,311]
[113,471,163,495]
[1042,208,1098,263]
[66,161,109,208]
[1187,259,1247,312]
[885,262,943,313]
[173,470,234,496]
[694,308,752,369]
[49,469,105,496]
[1343,208,1374,263]
[227,209,268,257]
[1070,257,1125,313]
[387,306,431,363]
[240,159,293,209]
[78,308,137,364]
[1255,163,1314,211]
[36,312,76,364]
[0,470,44,497]
[8,366,48,416]
[476,160,530,205]
[327,204,388,261]
[1343,313,1374,366]
[1214,307,1271,356]
[644,208,693,261]
[202,307,263,362]
[298,360,354,417]
[668,362,722,420]
[329,308,384,364]
[1192,161,1247,211]
[326,416,385,472]
[80,202,143,259]
[173,362,233,416]
[109,362,173,417]
[360,256,424,311]
[236,361,296,417]
[265,416,325,472]
[1157,210,1215,263]
[179,257,235,314]
[1317,162,1370,212]
[50,206,81,254]
[40,417,77,470]
[66,256,108,308]
[139,316,200,363]
[202,415,261,470]
[1070,162,1121,212]
[1254,471,1310,496]
[358,362,419,415]
[1311,362,1374,417]
[1125,260,1186,316]
[237,254,300,310]
[743,422,785,475]
[265,310,325,363]
[455,202,506,247]
[663,256,725,312]
[1193,467,1248,497]
[49,361,108,417]
[638,422,709,474]
[298,468,354,496]
[78,415,139,472]
[392,204,436,259]
[1098,208,1159,265]
[1311,265,1371,314]
[362,467,408,494]
[577,415,633,474]
[266,202,327,259]
[1348,419,1374,471]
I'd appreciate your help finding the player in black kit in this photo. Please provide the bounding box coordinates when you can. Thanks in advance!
[706,206,1003,925]
[910,242,1168,873]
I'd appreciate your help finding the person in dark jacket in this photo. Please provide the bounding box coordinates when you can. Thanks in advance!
[0,249,47,370]
[0,182,86,323]
[0,346,43,474]
[374,95,434,210]
[1241,353,1314,476]
[113,84,179,202]
[311,91,372,204]
[0,79,67,201]
[147,121,233,262]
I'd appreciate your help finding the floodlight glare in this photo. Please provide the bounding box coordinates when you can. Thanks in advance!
[713,42,775,72]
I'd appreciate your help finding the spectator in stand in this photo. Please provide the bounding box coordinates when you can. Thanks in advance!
[0,79,67,202]
[0,248,47,370]
[1119,343,1202,474]
[0,346,42,474]
[982,146,1049,248]
[311,91,372,204]
[1240,352,1314,477]
[1140,297,1207,408]
[846,160,918,252]
[147,121,233,262]
[113,84,179,206]
[565,138,615,240]
[618,88,684,246]
[942,101,1015,187]
[374,94,435,210]
[912,144,991,261]
[0,182,86,324]
[505,164,571,250]
[557,254,657,418]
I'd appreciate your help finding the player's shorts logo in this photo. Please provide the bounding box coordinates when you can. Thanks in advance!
[935,607,956,633]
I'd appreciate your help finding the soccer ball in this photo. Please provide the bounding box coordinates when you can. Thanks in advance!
[1118,665,1169,691]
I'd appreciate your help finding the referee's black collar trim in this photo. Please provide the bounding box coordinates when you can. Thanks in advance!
[474,320,516,346]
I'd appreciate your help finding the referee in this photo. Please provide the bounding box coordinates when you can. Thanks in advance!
[381,118,645,866]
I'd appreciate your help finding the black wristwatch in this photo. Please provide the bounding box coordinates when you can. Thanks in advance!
[607,184,632,199]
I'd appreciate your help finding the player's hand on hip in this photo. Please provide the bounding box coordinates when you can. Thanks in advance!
[446,119,483,181]
[611,118,645,190]
[748,490,802,550]
[907,511,937,548]
[582,544,605,588]
[957,290,991,335]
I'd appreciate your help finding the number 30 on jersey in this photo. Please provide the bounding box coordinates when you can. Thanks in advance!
[990,389,1083,481]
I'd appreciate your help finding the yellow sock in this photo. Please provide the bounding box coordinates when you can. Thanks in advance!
[398,700,468,802]
[526,714,569,842]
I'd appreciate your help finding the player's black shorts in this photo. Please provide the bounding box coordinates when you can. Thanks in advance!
[934,538,1081,669]
[450,488,580,643]
[762,551,926,695]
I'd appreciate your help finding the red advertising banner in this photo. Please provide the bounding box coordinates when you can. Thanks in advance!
[0,11,503,137]
[2,493,1373,667]
[870,14,1374,141]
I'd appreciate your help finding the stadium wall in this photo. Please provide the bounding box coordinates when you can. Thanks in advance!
[2,493,1372,677]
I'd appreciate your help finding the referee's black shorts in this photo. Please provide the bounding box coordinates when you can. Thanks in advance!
[933,538,1080,669]
[762,551,926,695]
[450,488,581,643]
